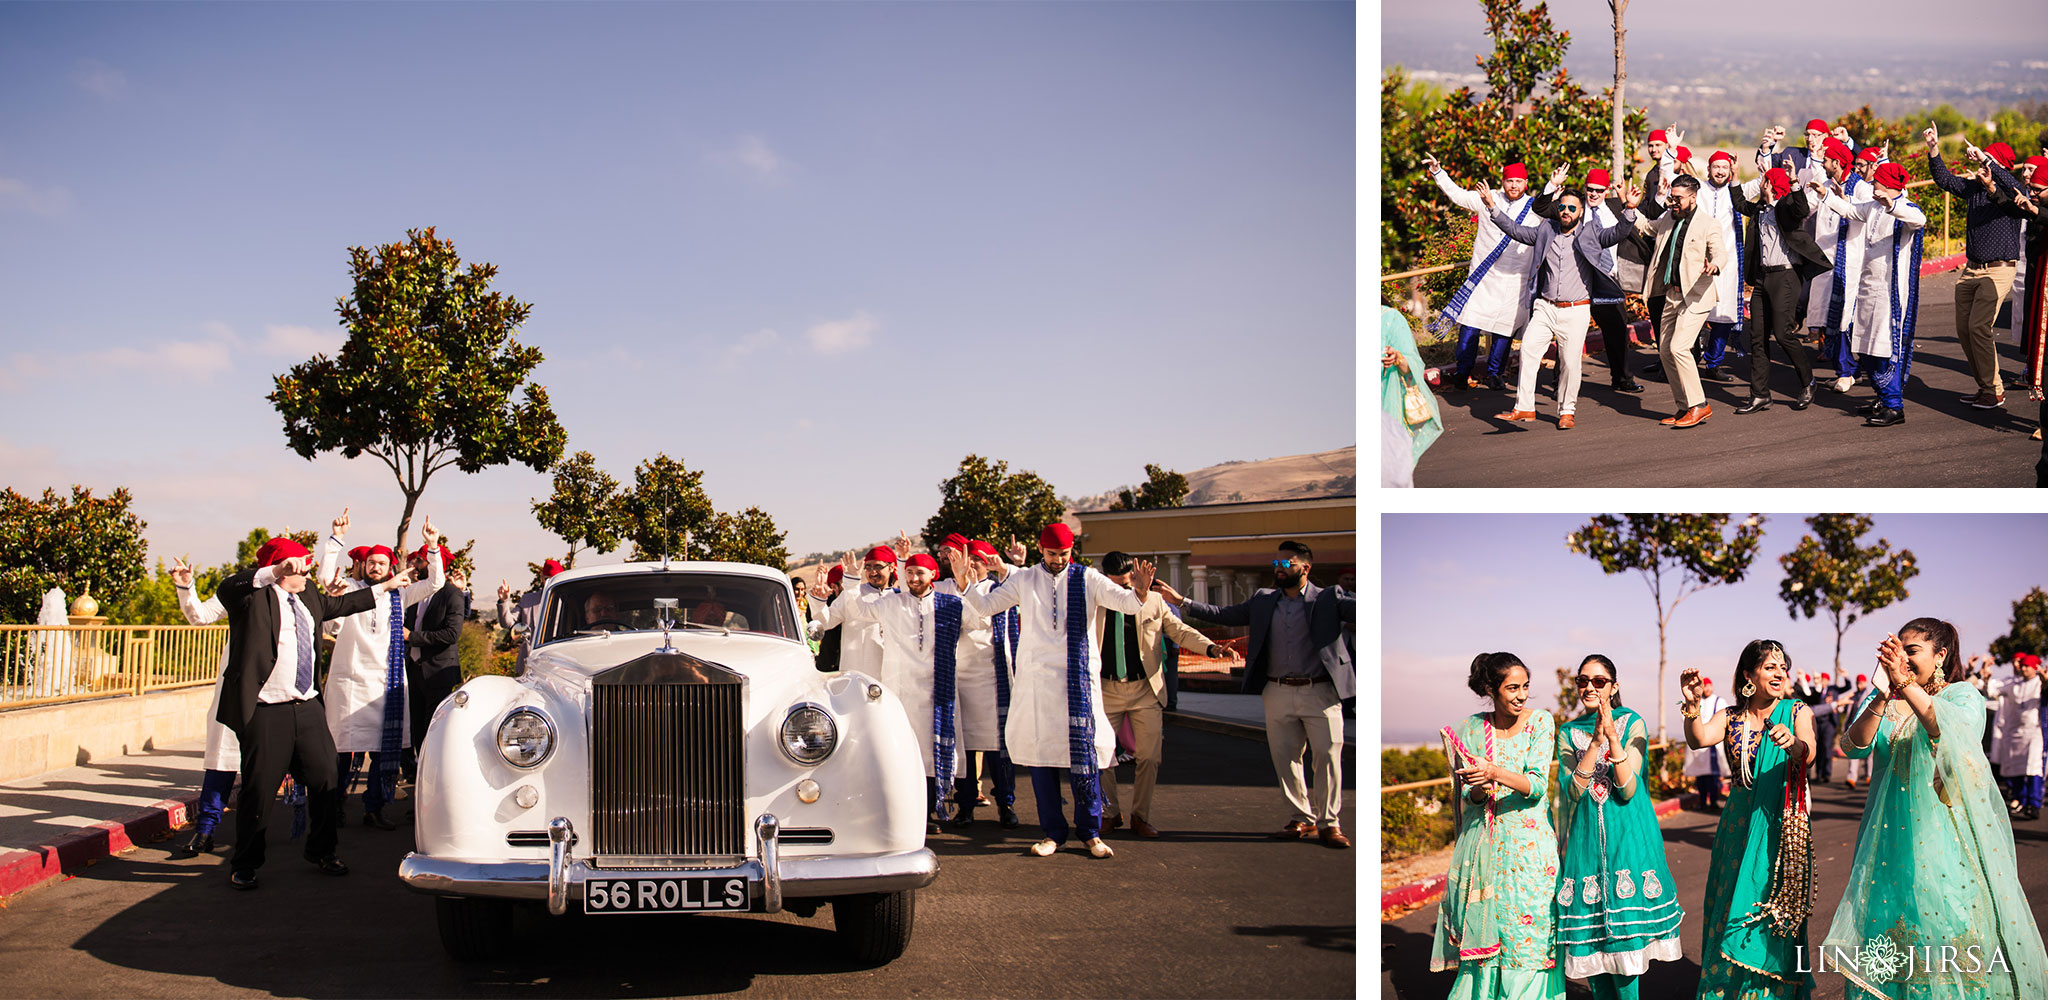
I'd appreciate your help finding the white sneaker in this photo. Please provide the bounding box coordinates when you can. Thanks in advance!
[1086,837,1114,859]
[1832,376,1852,393]
[1029,839,1058,857]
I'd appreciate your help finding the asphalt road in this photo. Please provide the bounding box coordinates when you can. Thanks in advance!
[1412,272,2045,487]
[1381,777,2048,999]
[0,725,1356,999]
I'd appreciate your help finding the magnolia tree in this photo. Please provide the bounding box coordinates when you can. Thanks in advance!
[531,450,625,569]
[1109,464,1190,511]
[1567,513,1766,742]
[922,454,1066,565]
[1991,588,2048,665]
[1776,514,1918,676]
[0,486,148,624]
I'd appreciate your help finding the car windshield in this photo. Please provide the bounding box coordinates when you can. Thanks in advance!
[540,573,801,645]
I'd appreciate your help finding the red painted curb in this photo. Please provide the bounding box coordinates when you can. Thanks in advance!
[0,794,196,902]
[1379,793,1700,914]
[1922,252,1967,277]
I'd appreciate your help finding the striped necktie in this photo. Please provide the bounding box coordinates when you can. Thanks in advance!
[292,593,314,694]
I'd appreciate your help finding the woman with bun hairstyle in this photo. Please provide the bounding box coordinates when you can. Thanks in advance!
[1430,652,1565,999]
[1821,618,2047,998]
[1680,639,1816,1000]
[1555,655,1683,1000]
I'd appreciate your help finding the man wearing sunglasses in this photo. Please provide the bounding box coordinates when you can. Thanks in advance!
[1480,177,1642,429]
[1533,166,1647,396]
[1157,541,1354,849]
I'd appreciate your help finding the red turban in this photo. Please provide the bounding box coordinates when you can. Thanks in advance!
[1701,676,1714,689]
[1873,162,1911,191]
[2024,156,2048,177]
[367,545,395,562]
[543,558,566,577]
[864,545,897,565]
[968,540,999,559]
[2018,653,2043,668]
[1585,168,1611,187]
[1648,129,1667,143]
[1674,146,1692,163]
[1038,523,1075,550]
[1805,119,1829,134]
[1856,674,1868,684]
[348,545,371,563]
[905,553,939,573]
[1765,168,1792,200]
[256,537,309,568]
[1823,140,1853,169]
[1709,150,1734,165]
[825,565,845,585]
[1502,162,1527,181]
[1857,146,1884,164]
[939,533,968,552]
[1985,142,2016,169]
[413,544,450,571]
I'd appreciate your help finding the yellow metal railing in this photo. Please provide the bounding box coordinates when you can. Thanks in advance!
[0,624,227,710]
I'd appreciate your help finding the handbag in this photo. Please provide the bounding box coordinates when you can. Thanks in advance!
[1397,365,1433,428]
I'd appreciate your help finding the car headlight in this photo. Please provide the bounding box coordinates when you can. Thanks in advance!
[779,704,837,765]
[497,707,555,768]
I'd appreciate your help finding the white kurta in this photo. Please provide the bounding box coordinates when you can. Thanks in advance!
[316,535,444,753]
[176,586,240,772]
[1824,191,1927,359]
[960,563,1144,770]
[938,571,1013,752]
[1991,675,2045,777]
[814,581,888,678]
[1683,694,1730,778]
[1431,168,1535,336]
[1804,173,1872,330]
[1697,177,1744,324]
[839,587,986,778]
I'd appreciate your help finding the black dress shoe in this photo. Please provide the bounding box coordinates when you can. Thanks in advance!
[1858,400,1879,414]
[1701,366,1736,384]
[229,869,259,891]
[1444,373,1471,391]
[998,805,1020,829]
[307,855,350,877]
[1864,406,1905,427]
[362,811,397,831]
[186,832,215,855]
[1481,375,1507,391]
[1611,377,1646,394]
[1790,386,1814,410]
[951,812,975,829]
[1733,396,1772,414]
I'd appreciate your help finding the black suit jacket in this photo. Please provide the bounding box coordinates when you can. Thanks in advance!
[1179,583,1355,696]
[1728,182,1830,284]
[216,567,380,731]
[408,583,466,677]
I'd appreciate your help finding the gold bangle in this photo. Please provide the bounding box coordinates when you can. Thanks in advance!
[1680,702,1700,719]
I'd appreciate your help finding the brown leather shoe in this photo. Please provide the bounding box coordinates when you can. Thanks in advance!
[1273,820,1315,839]
[1318,825,1351,849]
[1557,413,1575,430]
[1131,816,1161,839]
[1659,412,1681,425]
[1672,403,1712,428]
[1106,814,1124,830]
[1504,409,1538,422]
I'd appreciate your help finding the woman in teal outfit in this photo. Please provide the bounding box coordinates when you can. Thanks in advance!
[1381,306,1442,487]
[1431,652,1566,999]
[1823,618,2048,999]
[1681,639,1818,1000]
[1557,654,1683,999]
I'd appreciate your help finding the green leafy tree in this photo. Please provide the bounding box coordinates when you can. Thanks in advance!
[531,450,625,569]
[699,506,789,570]
[269,227,568,552]
[922,455,1066,564]
[1990,587,2048,664]
[1776,514,1919,676]
[1109,464,1191,511]
[0,486,148,624]
[1382,0,1650,274]
[620,453,715,562]
[1567,514,1767,741]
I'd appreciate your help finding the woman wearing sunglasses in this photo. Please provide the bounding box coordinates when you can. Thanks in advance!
[1555,655,1682,1000]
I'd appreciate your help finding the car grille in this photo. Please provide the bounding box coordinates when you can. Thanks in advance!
[591,652,746,859]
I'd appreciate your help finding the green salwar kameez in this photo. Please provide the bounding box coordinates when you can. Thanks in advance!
[1698,697,1816,1000]
[1557,707,1684,1000]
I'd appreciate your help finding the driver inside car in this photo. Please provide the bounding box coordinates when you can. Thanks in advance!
[581,591,623,630]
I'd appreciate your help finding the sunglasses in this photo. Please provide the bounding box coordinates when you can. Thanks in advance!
[1271,559,1300,568]
[1573,676,1613,688]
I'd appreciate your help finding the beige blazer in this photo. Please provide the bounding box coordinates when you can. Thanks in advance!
[1634,208,1724,307]
[1095,590,1218,702]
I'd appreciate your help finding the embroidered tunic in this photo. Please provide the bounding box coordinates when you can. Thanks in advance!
[315,535,443,752]
[1431,169,1537,336]
[1556,707,1684,980]
[959,563,1143,770]
[1699,698,1815,1000]
[838,587,984,778]
[937,571,1011,752]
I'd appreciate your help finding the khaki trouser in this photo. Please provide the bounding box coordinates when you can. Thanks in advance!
[1263,680,1344,826]
[1659,290,1715,410]
[1514,300,1592,416]
[1956,261,2019,395]
[1101,678,1162,822]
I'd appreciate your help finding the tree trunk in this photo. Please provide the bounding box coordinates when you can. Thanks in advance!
[1656,611,1668,744]
[566,542,581,569]
[1610,0,1629,185]
[394,488,421,557]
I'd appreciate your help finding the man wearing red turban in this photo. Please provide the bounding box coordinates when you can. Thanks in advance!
[1804,138,1874,394]
[813,542,900,679]
[496,557,566,671]
[1421,155,1540,393]
[1811,160,1928,426]
[934,535,1023,828]
[1924,124,2031,410]
[213,524,418,890]
[1726,165,1831,413]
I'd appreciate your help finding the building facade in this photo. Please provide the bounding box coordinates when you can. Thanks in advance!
[1072,496,1355,604]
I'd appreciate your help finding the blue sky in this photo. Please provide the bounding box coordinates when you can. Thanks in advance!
[0,2,1356,593]
[1383,0,2046,47]
[1382,514,2048,745]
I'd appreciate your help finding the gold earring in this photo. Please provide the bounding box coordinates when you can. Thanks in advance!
[1739,679,1757,698]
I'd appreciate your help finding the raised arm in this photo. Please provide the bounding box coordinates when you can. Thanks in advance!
[1489,207,1544,246]
[1428,161,1490,215]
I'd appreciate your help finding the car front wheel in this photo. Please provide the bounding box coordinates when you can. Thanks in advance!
[435,896,514,960]
[832,889,915,963]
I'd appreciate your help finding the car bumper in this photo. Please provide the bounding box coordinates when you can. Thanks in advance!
[397,814,938,915]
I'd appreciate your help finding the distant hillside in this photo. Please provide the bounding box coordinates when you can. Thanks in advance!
[1067,446,1356,512]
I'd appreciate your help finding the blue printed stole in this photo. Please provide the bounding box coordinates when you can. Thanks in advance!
[1827,174,1862,333]
[1061,564,1097,777]
[990,606,1018,755]
[379,589,405,781]
[930,593,962,791]
[1429,195,1534,335]
[1730,194,1746,328]
[1587,206,1623,307]
[1880,202,1925,389]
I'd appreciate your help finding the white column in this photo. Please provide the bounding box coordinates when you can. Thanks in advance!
[1216,569,1236,604]
[1166,554,1184,593]
[1191,565,1209,604]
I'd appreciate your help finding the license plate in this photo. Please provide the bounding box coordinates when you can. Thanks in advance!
[583,876,752,913]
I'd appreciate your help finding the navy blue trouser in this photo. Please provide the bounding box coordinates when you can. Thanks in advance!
[195,769,237,836]
[1027,766,1102,844]
[954,750,1016,815]
[1453,325,1514,379]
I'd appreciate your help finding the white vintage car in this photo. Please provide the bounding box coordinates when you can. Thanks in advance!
[397,561,937,962]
